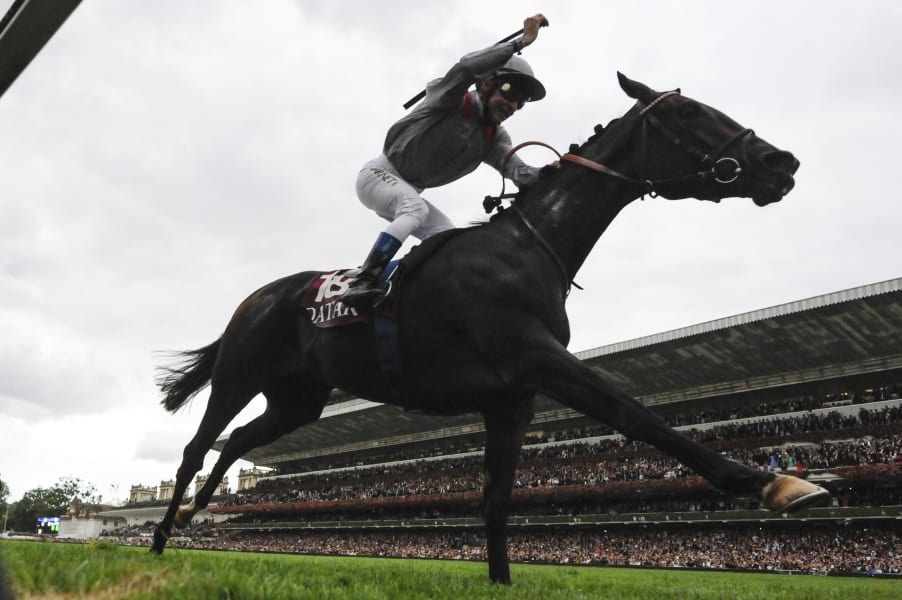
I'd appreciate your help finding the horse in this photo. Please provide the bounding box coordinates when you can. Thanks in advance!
[150,73,828,584]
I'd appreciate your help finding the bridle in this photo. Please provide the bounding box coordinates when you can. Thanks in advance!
[632,91,754,194]
[486,89,755,296]
[488,90,755,212]
[561,91,753,198]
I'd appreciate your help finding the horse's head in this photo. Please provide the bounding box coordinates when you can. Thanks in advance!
[614,73,799,206]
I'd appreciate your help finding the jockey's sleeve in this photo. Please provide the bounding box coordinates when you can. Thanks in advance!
[486,128,542,187]
[421,40,524,110]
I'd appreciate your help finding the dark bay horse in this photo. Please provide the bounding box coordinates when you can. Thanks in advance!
[150,73,828,584]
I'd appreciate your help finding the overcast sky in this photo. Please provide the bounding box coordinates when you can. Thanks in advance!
[1,1,899,505]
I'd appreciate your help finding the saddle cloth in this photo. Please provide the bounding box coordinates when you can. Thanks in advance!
[302,262,400,329]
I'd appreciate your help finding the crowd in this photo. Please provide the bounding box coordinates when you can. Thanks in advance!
[96,392,902,577]
[287,389,902,473]
[101,522,900,576]
[216,406,901,512]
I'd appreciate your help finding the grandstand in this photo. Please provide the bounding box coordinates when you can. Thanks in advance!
[110,278,901,574]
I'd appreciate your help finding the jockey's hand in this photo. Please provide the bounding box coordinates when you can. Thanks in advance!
[521,14,549,47]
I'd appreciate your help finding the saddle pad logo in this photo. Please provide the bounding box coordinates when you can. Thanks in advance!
[304,271,370,328]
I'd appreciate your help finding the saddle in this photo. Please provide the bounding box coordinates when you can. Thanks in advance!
[302,227,465,330]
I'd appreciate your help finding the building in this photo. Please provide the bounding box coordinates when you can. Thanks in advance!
[101,475,232,528]
[128,485,157,504]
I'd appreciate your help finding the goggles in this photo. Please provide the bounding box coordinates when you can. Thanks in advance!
[498,81,527,109]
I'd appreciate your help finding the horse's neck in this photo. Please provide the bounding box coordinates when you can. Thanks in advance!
[517,116,642,279]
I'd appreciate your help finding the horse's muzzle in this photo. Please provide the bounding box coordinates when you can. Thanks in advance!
[752,150,799,206]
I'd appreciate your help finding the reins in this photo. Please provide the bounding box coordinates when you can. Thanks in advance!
[484,140,562,213]
[487,141,582,296]
[509,202,581,295]
[483,90,755,296]
[488,89,753,211]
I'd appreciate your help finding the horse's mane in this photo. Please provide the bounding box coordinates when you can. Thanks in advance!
[571,120,617,156]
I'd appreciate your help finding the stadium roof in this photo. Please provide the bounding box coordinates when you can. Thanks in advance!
[217,278,902,468]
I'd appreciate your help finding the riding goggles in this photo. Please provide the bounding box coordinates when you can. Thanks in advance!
[498,82,527,109]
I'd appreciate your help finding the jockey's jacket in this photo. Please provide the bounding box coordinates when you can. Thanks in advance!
[383,39,541,190]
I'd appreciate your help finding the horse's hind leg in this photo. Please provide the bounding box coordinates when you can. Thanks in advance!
[150,382,257,554]
[175,372,331,525]
[482,398,535,585]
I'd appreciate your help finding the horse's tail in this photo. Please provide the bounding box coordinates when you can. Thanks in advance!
[155,339,221,413]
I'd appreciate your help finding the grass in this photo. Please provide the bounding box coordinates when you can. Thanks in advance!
[1,539,899,600]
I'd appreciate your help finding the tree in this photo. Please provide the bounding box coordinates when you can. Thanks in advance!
[6,476,98,532]
[0,475,9,532]
[46,476,100,509]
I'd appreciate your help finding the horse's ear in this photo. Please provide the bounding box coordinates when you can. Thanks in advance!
[617,72,658,104]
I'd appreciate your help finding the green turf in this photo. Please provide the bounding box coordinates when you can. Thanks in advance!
[1,540,898,599]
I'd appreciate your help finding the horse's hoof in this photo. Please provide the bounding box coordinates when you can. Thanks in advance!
[761,474,830,512]
[151,526,170,554]
[489,566,512,585]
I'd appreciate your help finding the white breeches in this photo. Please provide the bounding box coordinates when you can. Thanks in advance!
[355,154,454,242]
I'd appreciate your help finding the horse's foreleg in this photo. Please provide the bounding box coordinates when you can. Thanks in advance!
[517,337,829,509]
[482,398,535,585]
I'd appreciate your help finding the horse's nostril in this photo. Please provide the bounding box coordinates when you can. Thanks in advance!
[763,150,798,173]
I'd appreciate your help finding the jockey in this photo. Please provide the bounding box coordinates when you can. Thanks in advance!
[342,13,550,308]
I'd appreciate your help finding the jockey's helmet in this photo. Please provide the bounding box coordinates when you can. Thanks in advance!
[493,55,546,102]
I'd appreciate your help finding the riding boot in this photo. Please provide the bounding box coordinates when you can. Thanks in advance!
[342,232,402,309]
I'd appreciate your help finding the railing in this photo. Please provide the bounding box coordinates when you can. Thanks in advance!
[217,505,902,531]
